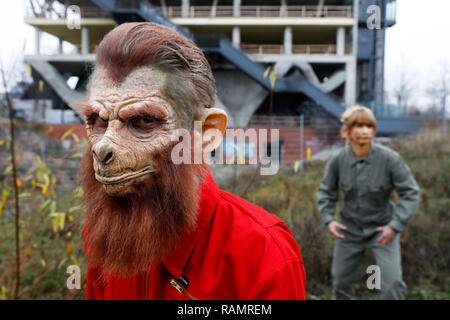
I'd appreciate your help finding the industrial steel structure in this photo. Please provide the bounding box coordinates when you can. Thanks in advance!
[22,0,420,162]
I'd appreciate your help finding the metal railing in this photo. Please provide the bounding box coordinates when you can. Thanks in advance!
[24,0,111,19]
[293,44,336,54]
[160,5,353,18]
[241,44,284,54]
[241,44,350,55]
[248,115,337,127]
[249,115,310,127]
[369,102,409,118]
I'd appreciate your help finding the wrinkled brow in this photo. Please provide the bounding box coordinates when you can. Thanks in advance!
[118,103,169,120]
[73,101,100,118]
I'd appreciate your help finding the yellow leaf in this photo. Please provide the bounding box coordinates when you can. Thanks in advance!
[40,259,46,268]
[68,214,74,222]
[71,152,82,158]
[38,80,44,92]
[19,192,31,198]
[36,169,42,181]
[4,164,12,175]
[270,70,277,89]
[42,173,50,195]
[60,127,75,141]
[263,65,272,79]
[15,178,22,188]
[59,213,66,230]
[71,256,79,266]
[294,160,300,173]
[37,155,43,168]
[72,133,80,142]
[1,190,8,204]
[50,212,65,231]
[1,286,6,300]
[58,257,68,269]
[39,198,51,211]
[67,242,72,256]
[68,206,80,213]
[72,187,81,197]
[0,191,7,217]
[52,218,58,233]
[49,201,56,214]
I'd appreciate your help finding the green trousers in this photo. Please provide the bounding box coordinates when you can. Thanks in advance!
[331,233,407,300]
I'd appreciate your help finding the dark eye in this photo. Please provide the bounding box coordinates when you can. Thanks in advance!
[142,115,153,124]
[96,116,108,125]
[92,115,108,131]
[130,115,158,130]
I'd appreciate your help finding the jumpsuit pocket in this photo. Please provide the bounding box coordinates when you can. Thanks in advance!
[367,184,392,207]
[340,182,353,199]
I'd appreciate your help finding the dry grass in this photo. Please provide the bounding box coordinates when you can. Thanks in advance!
[389,126,450,159]
[218,128,450,299]
[0,119,448,299]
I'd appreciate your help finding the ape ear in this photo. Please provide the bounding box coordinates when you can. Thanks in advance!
[196,108,228,153]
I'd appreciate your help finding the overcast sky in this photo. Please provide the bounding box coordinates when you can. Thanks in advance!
[384,0,450,109]
[1,0,449,110]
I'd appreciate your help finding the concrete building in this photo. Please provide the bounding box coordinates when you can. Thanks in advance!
[23,0,419,162]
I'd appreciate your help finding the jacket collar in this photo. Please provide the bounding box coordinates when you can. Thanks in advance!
[162,166,220,279]
[349,142,376,165]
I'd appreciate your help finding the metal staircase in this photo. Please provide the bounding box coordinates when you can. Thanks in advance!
[90,0,420,135]
[27,60,85,118]
[92,0,347,118]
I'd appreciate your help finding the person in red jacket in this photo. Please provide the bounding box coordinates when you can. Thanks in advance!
[77,22,306,300]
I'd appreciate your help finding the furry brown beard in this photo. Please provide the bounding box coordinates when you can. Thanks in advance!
[80,141,206,278]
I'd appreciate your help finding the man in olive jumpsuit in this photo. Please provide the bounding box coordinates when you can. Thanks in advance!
[317,106,420,300]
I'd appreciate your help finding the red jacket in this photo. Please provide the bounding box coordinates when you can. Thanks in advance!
[85,169,306,299]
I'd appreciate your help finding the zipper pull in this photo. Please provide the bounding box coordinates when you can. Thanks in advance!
[169,278,198,300]
[170,279,184,293]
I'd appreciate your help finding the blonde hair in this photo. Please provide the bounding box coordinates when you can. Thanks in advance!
[341,105,377,130]
[340,105,377,150]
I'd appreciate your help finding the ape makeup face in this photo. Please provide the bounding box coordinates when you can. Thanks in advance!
[348,122,375,146]
[85,66,178,197]
[77,22,227,277]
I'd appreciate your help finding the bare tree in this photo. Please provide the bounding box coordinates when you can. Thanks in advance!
[390,60,416,110]
[26,0,63,18]
[427,61,449,135]
[0,55,22,300]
